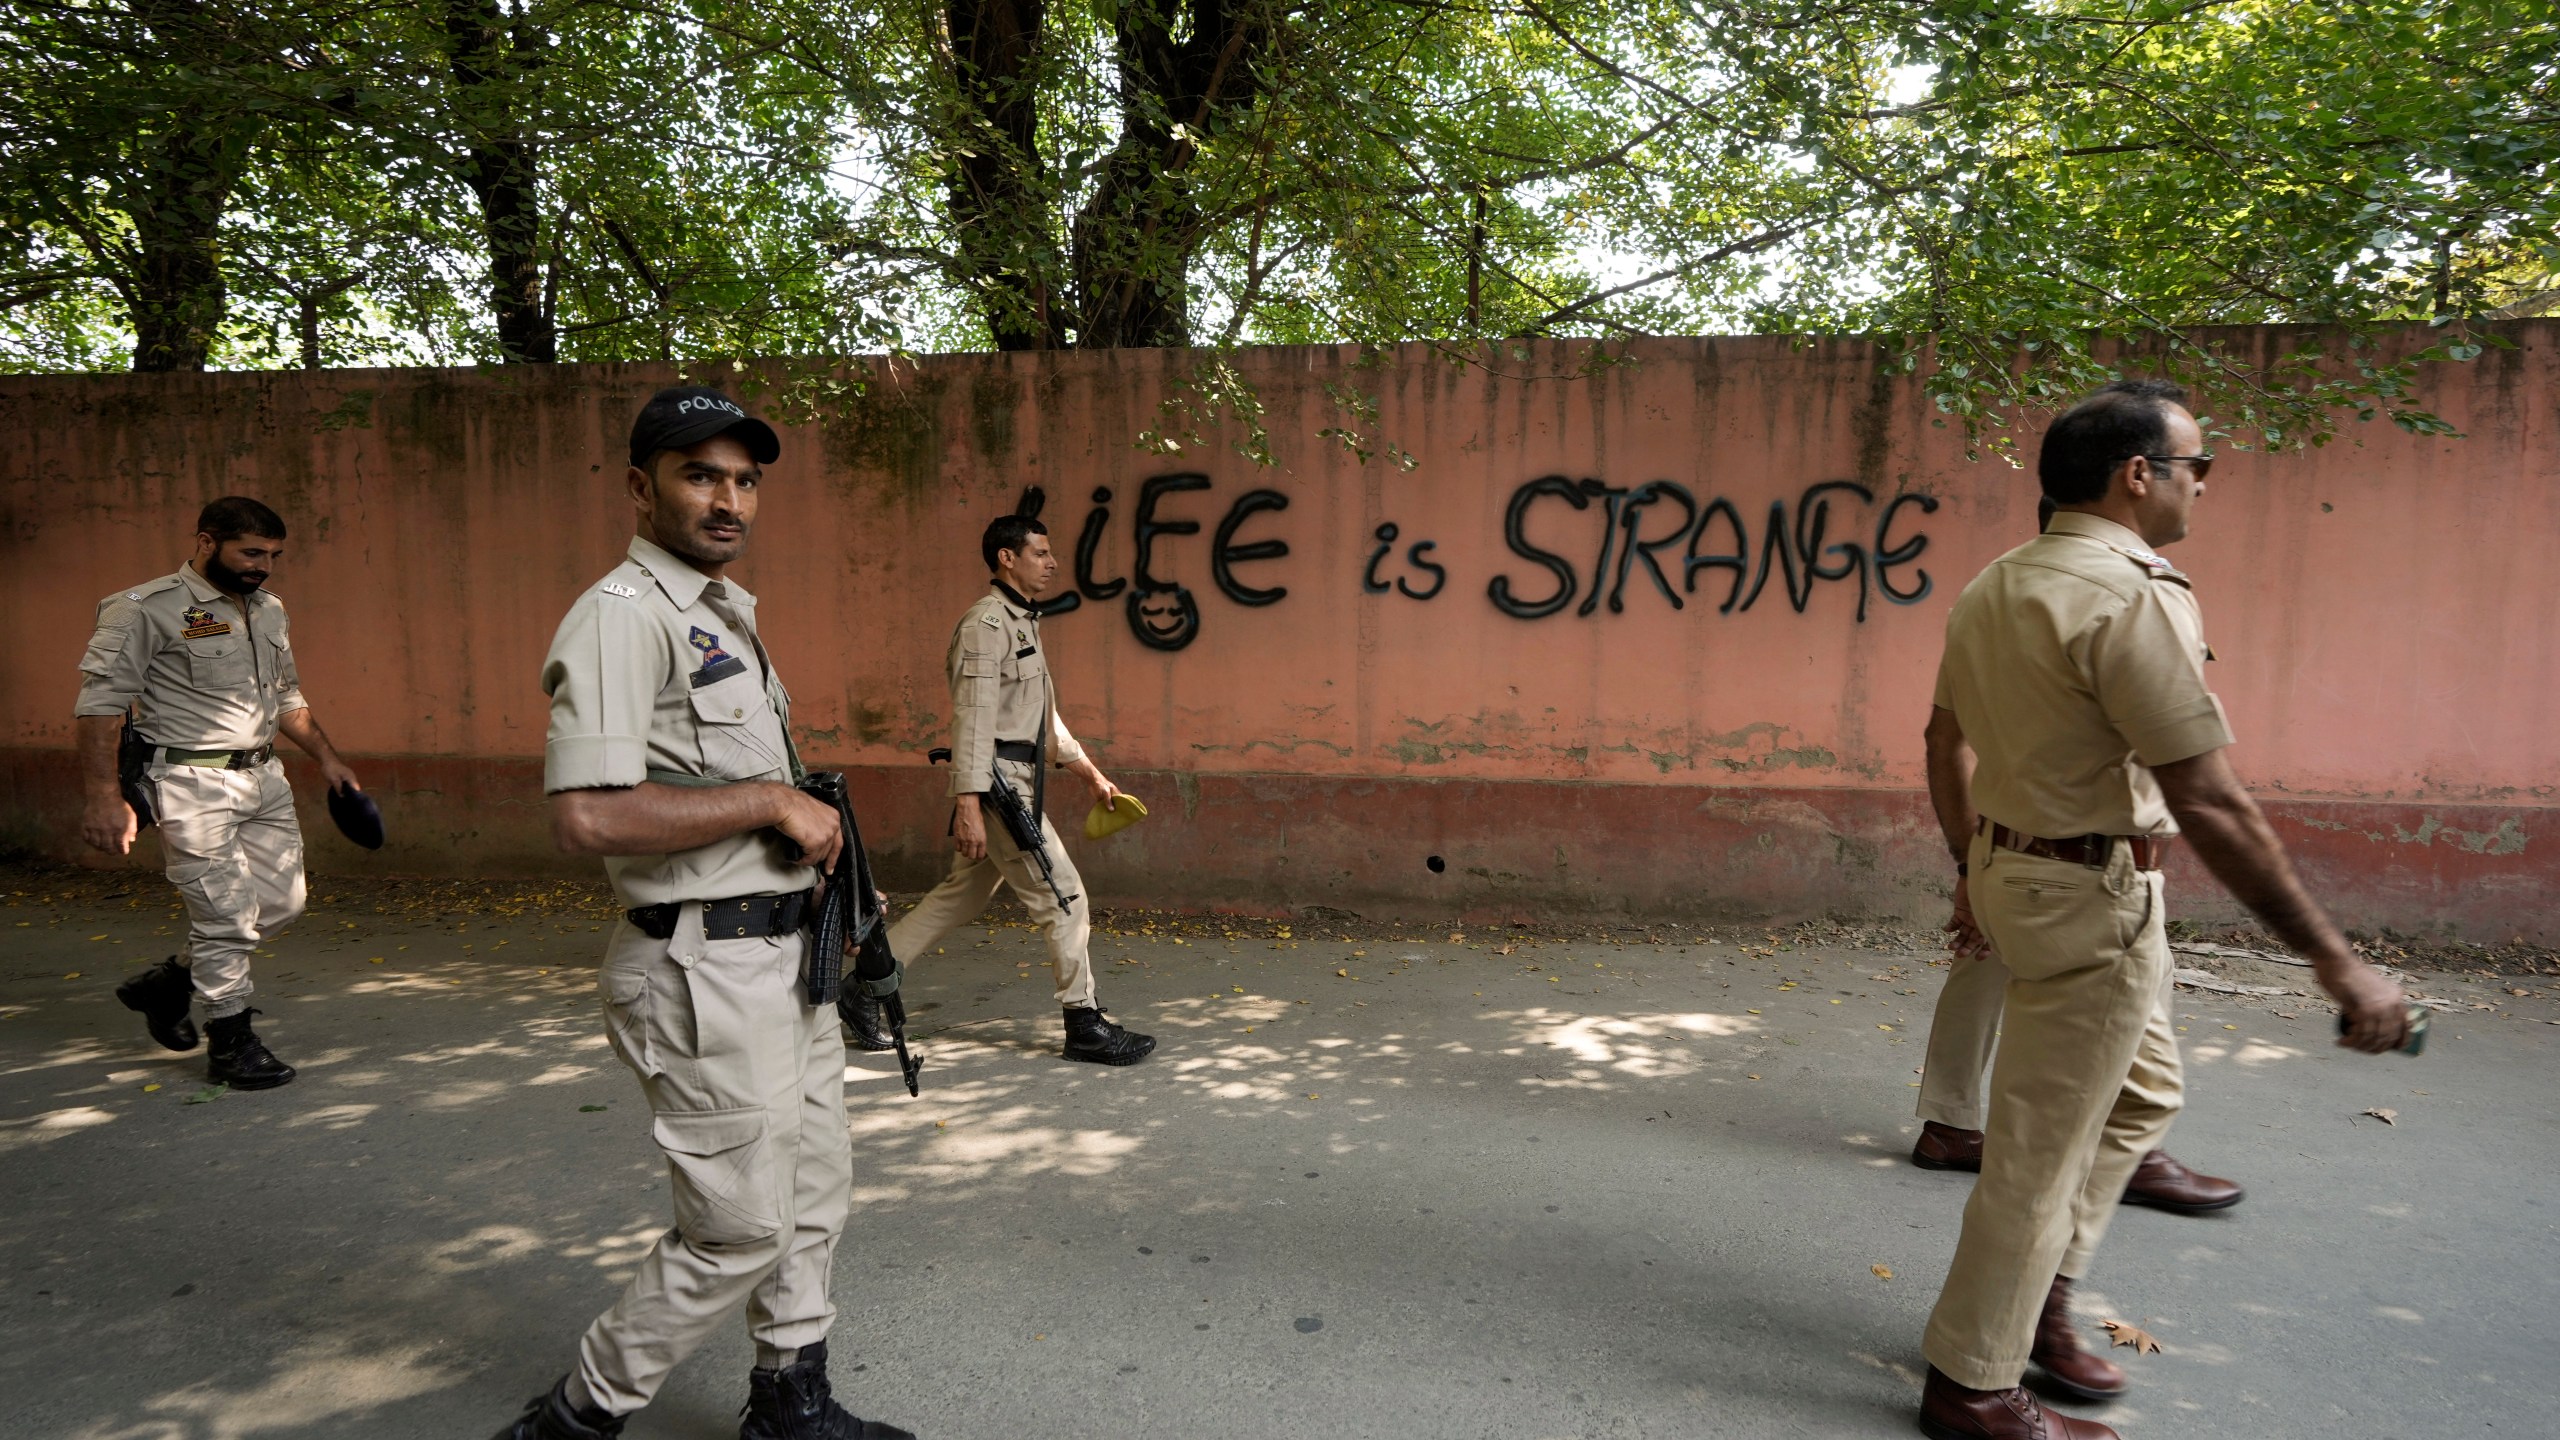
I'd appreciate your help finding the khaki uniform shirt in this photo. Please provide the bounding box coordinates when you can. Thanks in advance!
[1933,511,2235,839]
[74,564,307,747]
[944,586,1086,797]
[541,535,807,907]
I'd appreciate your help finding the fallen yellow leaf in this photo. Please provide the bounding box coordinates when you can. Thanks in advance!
[1871,1264,1893,1281]
[142,1083,161,1093]
[1336,968,1349,977]
[2101,1320,2161,1355]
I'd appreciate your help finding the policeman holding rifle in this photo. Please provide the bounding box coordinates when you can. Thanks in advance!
[865,508,1154,1066]
[497,387,913,1440]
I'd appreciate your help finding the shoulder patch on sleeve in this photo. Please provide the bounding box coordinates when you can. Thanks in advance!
[599,580,640,599]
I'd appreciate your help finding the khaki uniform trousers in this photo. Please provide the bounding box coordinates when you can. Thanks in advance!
[1922,830,2185,1391]
[886,760,1096,1009]
[152,758,307,1020]
[571,911,853,1416]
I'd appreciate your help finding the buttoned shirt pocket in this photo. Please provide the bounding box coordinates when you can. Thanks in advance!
[689,672,786,780]
[652,1106,781,1245]
[1002,638,1048,685]
[185,632,253,691]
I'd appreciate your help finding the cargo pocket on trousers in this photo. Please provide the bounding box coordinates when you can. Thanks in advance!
[654,1106,781,1246]
[601,964,655,1076]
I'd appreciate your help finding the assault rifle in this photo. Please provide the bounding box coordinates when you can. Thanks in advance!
[789,771,921,1096]
[927,746,1077,914]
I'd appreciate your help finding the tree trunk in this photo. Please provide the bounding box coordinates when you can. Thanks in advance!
[1069,0,1272,348]
[945,0,1066,349]
[443,0,555,362]
[126,130,236,371]
[123,0,256,371]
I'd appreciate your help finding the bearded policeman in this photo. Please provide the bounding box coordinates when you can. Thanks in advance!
[79,496,363,1091]
[495,388,914,1440]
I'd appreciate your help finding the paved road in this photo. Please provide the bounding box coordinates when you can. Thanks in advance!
[2,881,2550,1439]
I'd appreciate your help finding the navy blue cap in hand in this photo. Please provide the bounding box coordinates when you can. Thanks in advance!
[327,784,386,851]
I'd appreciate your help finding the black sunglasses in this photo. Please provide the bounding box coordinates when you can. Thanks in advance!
[2137,452,2214,480]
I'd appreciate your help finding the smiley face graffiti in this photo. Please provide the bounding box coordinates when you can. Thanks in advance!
[1126,583,1202,651]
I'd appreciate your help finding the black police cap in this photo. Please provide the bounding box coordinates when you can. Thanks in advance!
[628,386,781,470]
[327,783,386,851]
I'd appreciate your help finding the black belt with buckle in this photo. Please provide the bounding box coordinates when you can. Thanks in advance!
[625,890,812,941]
[163,744,275,770]
[1988,822,2171,872]
[993,739,1040,763]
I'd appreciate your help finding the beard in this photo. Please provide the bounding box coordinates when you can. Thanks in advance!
[204,555,269,594]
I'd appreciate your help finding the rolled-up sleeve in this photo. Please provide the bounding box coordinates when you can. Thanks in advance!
[541,594,663,792]
[273,613,307,714]
[2089,585,2235,768]
[73,597,148,718]
[1048,704,1087,768]
[947,616,1002,796]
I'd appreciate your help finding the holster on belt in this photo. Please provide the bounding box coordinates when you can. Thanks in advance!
[116,716,160,829]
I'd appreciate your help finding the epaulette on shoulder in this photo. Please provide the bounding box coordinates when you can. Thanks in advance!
[120,575,186,603]
[2108,544,2190,585]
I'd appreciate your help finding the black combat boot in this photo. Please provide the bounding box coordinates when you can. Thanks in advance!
[738,1339,917,1440]
[493,1375,624,1440]
[1062,1005,1155,1066]
[840,989,895,1053]
[116,956,200,1052]
[205,1009,296,1090]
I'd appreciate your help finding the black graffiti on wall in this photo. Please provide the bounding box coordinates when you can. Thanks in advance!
[1043,470,1935,649]
[1485,477,1936,622]
[1363,523,1448,600]
[1074,473,1292,650]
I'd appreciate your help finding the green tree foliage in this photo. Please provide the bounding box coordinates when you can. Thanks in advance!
[1,0,2550,444]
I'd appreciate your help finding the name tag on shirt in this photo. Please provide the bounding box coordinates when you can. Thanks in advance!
[691,655,747,688]
[1015,645,1036,659]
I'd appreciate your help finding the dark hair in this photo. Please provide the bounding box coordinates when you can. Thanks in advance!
[982,515,1047,572]
[2036,379,2191,505]
[196,496,287,542]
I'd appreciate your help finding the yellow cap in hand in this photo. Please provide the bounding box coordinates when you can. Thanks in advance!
[1084,793,1149,841]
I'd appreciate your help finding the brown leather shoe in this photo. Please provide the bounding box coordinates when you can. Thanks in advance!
[1919,1366,2121,1439]
[2030,1276,2127,1402]
[1912,1121,1984,1173]
[2120,1149,2245,1214]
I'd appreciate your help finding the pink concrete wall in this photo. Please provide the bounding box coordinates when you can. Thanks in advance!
[3,329,2553,939]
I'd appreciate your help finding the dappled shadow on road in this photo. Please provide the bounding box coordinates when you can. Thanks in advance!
[0,919,1982,1438]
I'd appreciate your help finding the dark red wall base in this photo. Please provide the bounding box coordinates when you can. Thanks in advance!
[4,749,2547,943]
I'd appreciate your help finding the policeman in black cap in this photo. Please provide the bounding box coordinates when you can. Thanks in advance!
[496,386,915,1440]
